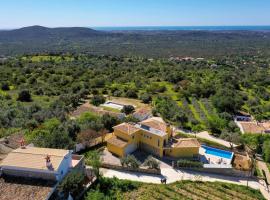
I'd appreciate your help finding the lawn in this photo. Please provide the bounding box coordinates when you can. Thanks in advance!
[86,178,265,200]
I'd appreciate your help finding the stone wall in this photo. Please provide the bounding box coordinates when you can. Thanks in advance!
[102,163,161,175]
[174,166,251,177]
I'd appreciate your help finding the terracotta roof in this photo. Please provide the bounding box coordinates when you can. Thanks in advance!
[113,123,140,135]
[173,138,201,148]
[1,147,69,171]
[133,108,151,116]
[240,122,265,134]
[0,176,55,200]
[262,122,270,130]
[232,153,252,171]
[107,136,128,147]
[140,117,167,132]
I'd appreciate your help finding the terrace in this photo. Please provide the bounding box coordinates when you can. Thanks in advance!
[199,145,234,167]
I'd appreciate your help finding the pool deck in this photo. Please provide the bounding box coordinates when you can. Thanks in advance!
[199,147,232,166]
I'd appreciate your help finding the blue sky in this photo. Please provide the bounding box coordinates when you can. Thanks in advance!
[0,0,270,28]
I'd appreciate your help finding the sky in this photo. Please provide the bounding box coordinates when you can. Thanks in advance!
[0,0,270,29]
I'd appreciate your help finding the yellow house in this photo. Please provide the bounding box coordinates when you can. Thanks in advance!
[107,117,200,158]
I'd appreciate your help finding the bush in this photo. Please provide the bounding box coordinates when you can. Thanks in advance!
[86,150,102,178]
[1,83,10,91]
[17,90,32,102]
[263,140,270,162]
[86,177,140,199]
[143,156,160,169]
[57,171,84,198]
[121,105,135,115]
[125,89,138,98]
[120,155,141,169]
[140,93,152,104]
[177,160,203,168]
[91,95,106,106]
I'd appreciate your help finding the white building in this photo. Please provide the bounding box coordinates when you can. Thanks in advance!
[0,147,73,181]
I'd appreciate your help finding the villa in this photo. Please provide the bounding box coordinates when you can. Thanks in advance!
[107,117,200,158]
[0,146,84,181]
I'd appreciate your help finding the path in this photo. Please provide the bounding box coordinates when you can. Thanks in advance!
[257,160,270,199]
[101,167,259,189]
[177,129,236,148]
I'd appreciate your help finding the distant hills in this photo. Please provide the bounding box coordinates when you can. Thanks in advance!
[0,25,109,42]
[0,25,270,57]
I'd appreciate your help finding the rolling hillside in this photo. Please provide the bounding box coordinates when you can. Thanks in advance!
[1,26,270,57]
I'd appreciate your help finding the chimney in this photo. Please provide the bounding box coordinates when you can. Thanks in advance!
[20,138,26,149]
[45,155,54,171]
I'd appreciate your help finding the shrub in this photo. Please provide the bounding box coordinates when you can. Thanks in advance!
[86,150,102,178]
[140,93,152,104]
[91,95,106,106]
[120,155,141,169]
[86,177,140,199]
[1,83,10,91]
[57,171,84,198]
[177,160,203,168]
[17,90,32,102]
[125,89,138,98]
[143,156,160,169]
[121,105,135,115]
[263,140,270,162]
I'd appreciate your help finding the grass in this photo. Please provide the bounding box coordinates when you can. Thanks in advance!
[121,180,265,200]
[100,105,121,113]
[188,103,202,123]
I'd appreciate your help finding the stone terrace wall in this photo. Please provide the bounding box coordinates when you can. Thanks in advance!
[102,163,161,175]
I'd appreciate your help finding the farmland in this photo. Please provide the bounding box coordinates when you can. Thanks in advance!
[85,178,265,200]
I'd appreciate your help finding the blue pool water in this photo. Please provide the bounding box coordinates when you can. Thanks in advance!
[202,145,233,159]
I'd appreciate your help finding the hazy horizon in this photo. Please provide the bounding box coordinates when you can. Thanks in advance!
[1,0,270,29]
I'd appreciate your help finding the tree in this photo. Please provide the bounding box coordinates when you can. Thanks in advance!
[1,83,9,91]
[121,105,135,115]
[212,88,244,113]
[220,130,242,149]
[17,90,32,102]
[140,93,152,104]
[91,95,106,106]
[125,89,138,98]
[143,156,160,169]
[77,129,100,147]
[263,140,270,162]
[86,150,102,178]
[101,114,119,132]
[120,155,140,169]
[57,170,85,198]
[61,120,80,140]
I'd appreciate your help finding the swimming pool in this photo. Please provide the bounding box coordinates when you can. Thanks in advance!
[201,145,234,160]
[102,101,124,110]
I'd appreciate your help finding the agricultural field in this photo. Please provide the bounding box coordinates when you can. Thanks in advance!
[21,55,75,63]
[155,81,223,132]
[86,178,265,200]
[123,181,265,200]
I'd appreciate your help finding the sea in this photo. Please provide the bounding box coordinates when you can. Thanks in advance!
[93,26,270,31]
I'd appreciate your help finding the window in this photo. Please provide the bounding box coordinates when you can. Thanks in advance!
[132,136,135,139]
[157,139,160,147]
